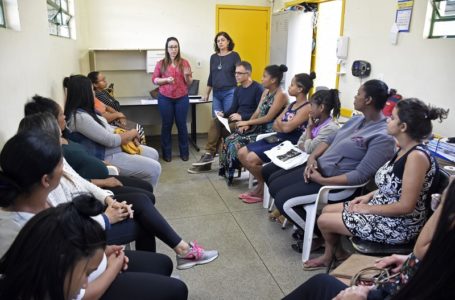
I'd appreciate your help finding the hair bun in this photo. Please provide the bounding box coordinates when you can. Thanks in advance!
[309,72,316,80]
[427,106,449,122]
[279,64,288,73]
[71,194,105,217]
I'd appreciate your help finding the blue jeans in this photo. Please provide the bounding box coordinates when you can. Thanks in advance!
[157,94,189,158]
[212,87,235,117]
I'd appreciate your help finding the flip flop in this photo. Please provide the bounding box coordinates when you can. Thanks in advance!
[238,192,260,199]
[241,195,263,204]
[303,258,330,271]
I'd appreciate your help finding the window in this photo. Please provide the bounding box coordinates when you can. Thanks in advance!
[0,0,5,28]
[426,0,455,38]
[47,0,74,38]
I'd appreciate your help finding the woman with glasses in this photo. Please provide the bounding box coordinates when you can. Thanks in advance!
[152,37,193,162]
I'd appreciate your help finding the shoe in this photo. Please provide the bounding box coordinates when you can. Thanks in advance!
[292,228,305,241]
[303,258,330,271]
[192,153,214,166]
[241,194,263,204]
[181,155,189,161]
[176,241,219,270]
[187,164,212,174]
[163,156,172,162]
[291,237,325,254]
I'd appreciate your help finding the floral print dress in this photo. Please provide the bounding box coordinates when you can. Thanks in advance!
[219,91,278,182]
[342,145,436,244]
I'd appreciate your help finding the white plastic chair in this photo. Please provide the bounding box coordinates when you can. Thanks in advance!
[283,182,369,262]
[247,132,276,190]
[107,165,120,176]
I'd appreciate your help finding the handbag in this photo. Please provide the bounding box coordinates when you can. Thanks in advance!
[114,128,142,155]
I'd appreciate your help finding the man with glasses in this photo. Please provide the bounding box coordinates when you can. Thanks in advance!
[189,61,263,173]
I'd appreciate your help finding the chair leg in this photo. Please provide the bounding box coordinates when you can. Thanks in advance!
[302,203,317,262]
[281,218,288,229]
[263,184,271,209]
[248,172,254,189]
[268,198,275,212]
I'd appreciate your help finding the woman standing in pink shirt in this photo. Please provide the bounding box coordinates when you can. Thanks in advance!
[153,37,193,162]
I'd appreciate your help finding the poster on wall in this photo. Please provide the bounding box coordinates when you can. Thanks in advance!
[395,0,414,32]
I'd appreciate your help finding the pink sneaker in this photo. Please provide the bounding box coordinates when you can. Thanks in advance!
[176,241,219,270]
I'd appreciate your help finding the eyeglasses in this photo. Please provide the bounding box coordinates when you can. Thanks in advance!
[168,46,179,49]
[235,72,248,75]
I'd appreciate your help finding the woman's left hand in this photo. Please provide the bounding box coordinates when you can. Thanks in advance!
[332,285,372,300]
[350,203,371,214]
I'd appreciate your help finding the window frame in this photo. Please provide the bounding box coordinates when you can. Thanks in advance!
[47,0,73,38]
[0,0,6,28]
[428,0,455,39]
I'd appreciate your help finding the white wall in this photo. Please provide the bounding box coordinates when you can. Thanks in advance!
[339,0,455,136]
[83,0,270,133]
[0,0,88,145]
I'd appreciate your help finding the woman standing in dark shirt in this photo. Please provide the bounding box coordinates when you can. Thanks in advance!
[203,32,241,116]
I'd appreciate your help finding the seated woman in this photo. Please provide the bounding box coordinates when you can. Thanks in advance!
[267,88,341,223]
[283,178,455,300]
[262,80,396,236]
[17,114,218,272]
[24,95,154,199]
[0,134,188,299]
[63,75,161,187]
[237,72,315,203]
[87,71,145,140]
[219,64,289,184]
[304,98,448,269]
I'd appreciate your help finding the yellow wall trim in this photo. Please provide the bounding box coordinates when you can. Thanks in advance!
[340,107,353,118]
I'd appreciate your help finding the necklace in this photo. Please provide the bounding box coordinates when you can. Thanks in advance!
[217,56,222,70]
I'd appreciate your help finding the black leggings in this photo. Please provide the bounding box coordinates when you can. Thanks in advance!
[262,163,321,223]
[101,250,188,300]
[106,193,182,252]
[111,176,155,204]
[282,274,347,300]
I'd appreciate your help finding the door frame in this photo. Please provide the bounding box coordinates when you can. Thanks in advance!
[215,5,271,67]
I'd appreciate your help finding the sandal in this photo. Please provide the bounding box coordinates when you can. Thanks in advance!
[242,194,263,204]
[303,258,330,271]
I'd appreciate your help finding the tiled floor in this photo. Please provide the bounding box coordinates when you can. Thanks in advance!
[150,136,323,300]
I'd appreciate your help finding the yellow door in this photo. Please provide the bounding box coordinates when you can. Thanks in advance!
[216,5,270,81]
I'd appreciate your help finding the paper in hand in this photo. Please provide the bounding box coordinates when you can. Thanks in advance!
[215,112,231,133]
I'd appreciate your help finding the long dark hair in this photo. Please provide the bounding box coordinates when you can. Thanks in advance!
[214,31,235,52]
[311,89,341,119]
[396,98,449,141]
[393,179,455,300]
[161,37,183,74]
[63,75,104,127]
[0,130,62,208]
[0,194,106,300]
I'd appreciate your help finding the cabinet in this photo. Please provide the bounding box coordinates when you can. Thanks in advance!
[88,49,164,98]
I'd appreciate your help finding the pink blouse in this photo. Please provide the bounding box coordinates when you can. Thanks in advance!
[152,59,191,99]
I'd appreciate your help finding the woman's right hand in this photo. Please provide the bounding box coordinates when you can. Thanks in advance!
[105,202,130,224]
[237,125,250,133]
[304,157,318,183]
[374,254,409,273]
